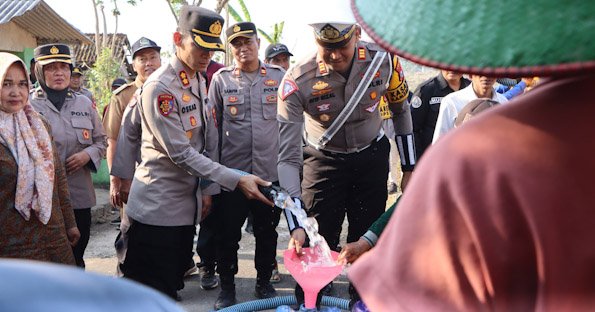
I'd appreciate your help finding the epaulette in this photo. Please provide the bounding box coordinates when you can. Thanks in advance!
[290,53,318,80]
[113,82,134,95]
[361,40,384,53]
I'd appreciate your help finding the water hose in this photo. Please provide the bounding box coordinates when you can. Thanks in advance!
[215,295,350,312]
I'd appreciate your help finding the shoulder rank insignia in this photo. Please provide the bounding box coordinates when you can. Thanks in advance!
[179,71,190,88]
[157,94,174,116]
[281,79,299,100]
[357,47,366,60]
[260,67,267,76]
[318,61,328,75]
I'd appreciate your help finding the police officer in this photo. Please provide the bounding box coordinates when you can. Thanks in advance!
[121,6,273,299]
[30,44,107,269]
[208,21,285,309]
[264,43,293,71]
[104,37,161,212]
[69,65,94,102]
[411,70,470,159]
[278,22,415,303]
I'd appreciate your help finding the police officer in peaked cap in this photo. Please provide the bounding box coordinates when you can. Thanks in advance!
[277,21,417,306]
[120,6,273,299]
[30,43,107,269]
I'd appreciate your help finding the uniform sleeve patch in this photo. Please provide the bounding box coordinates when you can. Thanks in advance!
[280,79,298,100]
[411,96,422,108]
[157,94,175,116]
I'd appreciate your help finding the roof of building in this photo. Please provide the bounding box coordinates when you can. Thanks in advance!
[73,33,131,66]
[0,0,91,45]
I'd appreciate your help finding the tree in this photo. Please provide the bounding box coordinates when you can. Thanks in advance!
[87,48,122,114]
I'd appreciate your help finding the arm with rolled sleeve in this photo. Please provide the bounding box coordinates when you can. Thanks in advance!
[85,102,107,172]
[141,80,241,191]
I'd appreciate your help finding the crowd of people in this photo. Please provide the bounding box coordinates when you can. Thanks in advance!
[1,0,593,311]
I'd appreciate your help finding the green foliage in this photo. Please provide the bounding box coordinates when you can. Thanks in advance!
[87,48,121,114]
[237,0,251,21]
[227,4,244,22]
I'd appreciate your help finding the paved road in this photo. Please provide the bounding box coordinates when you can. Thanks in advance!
[86,188,375,312]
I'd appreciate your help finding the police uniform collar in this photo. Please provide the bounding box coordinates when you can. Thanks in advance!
[133,76,144,89]
[231,61,266,78]
[33,87,46,99]
[436,73,450,90]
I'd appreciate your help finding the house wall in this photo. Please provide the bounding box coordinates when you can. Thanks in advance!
[0,22,37,52]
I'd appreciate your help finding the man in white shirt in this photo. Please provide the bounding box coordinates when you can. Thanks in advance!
[433,75,507,142]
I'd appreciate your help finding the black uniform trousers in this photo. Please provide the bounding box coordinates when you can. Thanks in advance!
[196,212,217,271]
[72,208,91,268]
[214,188,281,284]
[122,218,195,299]
[301,136,389,251]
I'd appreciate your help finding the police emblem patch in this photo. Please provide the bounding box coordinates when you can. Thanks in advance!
[281,79,298,100]
[228,96,238,103]
[182,93,191,102]
[264,79,278,86]
[158,94,174,116]
[190,116,197,127]
[209,20,222,36]
[319,114,330,122]
[230,106,238,116]
[411,96,422,108]
[50,46,59,55]
[82,129,90,140]
[266,94,276,103]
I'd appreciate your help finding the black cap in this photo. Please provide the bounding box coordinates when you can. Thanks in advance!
[131,37,161,59]
[34,44,72,66]
[72,65,85,76]
[179,6,225,52]
[111,78,127,89]
[265,43,293,59]
[226,22,257,43]
[310,23,357,49]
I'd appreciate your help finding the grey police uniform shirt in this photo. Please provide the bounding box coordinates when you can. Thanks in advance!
[126,56,242,227]
[277,41,413,197]
[209,62,285,182]
[110,89,142,180]
[72,87,94,103]
[30,88,107,209]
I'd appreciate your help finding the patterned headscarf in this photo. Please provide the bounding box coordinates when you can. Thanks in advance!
[0,53,54,224]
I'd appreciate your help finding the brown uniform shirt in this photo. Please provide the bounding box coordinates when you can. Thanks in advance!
[103,78,142,140]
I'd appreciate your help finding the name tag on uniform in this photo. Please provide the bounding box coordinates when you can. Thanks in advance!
[429,97,442,105]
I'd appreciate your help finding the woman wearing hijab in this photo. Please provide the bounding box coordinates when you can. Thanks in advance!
[30,44,107,269]
[0,52,79,264]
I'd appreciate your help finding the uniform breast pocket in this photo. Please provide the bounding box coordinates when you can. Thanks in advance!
[261,93,278,120]
[71,117,94,145]
[181,111,201,132]
[223,94,246,120]
[357,87,383,120]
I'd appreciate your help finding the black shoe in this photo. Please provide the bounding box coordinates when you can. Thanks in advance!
[254,281,277,299]
[214,288,236,310]
[199,266,219,290]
